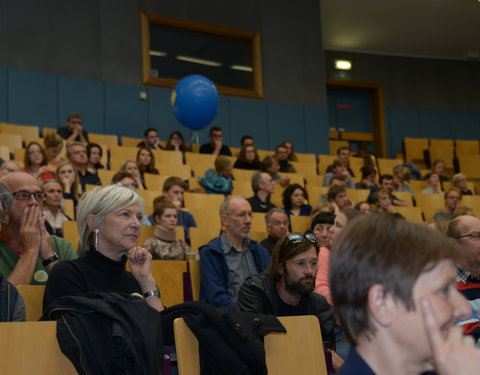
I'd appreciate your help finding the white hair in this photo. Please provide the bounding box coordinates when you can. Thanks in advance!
[76,185,145,254]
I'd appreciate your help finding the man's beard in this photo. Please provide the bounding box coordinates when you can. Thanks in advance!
[283,266,315,297]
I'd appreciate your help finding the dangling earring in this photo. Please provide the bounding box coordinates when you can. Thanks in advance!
[94,229,99,250]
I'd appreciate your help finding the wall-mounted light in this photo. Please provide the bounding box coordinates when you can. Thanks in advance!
[334,59,352,70]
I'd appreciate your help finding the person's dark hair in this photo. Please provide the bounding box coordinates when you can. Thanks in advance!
[444,187,461,200]
[360,166,376,180]
[267,235,319,282]
[379,174,393,184]
[354,201,370,211]
[282,183,308,210]
[340,208,364,222]
[24,142,47,169]
[209,126,222,136]
[152,196,178,223]
[165,131,190,152]
[241,135,254,147]
[238,145,259,164]
[162,176,187,193]
[336,146,350,155]
[67,113,82,122]
[310,212,335,231]
[327,185,346,201]
[330,213,457,345]
[144,128,158,137]
[111,171,138,188]
[260,156,274,172]
[136,147,156,173]
[86,143,103,169]
[282,140,297,162]
[275,144,288,153]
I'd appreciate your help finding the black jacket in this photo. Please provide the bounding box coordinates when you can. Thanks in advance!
[42,292,163,375]
[237,272,336,348]
[161,300,285,375]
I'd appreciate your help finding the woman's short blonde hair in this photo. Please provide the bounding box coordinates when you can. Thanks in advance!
[76,185,145,254]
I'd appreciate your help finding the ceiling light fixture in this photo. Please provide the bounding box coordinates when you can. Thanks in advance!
[334,60,352,70]
[176,55,222,67]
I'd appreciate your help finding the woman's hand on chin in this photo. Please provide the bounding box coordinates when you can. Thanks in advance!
[128,247,155,289]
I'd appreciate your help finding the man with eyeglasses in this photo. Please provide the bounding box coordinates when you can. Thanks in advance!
[434,188,462,220]
[0,172,77,286]
[237,232,342,371]
[448,215,480,344]
[199,126,232,156]
[199,196,269,308]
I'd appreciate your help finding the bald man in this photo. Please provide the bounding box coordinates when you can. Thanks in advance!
[448,215,480,343]
[199,196,270,308]
[0,172,77,286]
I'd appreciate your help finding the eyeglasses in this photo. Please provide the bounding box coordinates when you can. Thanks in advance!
[456,232,480,241]
[286,233,318,245]
[12,191,47,202]
[0,211,9,224]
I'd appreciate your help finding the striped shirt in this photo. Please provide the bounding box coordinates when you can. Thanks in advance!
[220,232,258,303]
[456,264,480,343]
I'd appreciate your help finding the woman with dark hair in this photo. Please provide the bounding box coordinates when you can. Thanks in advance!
[86,143,105,171]
[282,140,298,162]
[136,148,159,189]
[354,166,378,190]
[233,144,260,170]
[282,183,312,217]
[22,142,54,181]
[165,131,191,153]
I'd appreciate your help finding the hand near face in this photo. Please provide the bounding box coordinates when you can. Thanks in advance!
[38,215,54,260]
[213,138,222,150]
[19,206,41,255]
[279,176,290,187]
[128,247,155,289]
[421,297,480,375]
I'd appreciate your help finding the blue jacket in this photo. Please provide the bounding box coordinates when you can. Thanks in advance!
[199,237,270,308]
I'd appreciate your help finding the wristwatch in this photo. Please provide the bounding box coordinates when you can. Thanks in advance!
[143,286,161,299]
[42,253,59,266]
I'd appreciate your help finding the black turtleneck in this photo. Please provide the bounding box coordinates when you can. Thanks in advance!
[43,249,141,313]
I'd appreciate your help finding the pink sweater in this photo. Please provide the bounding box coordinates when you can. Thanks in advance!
[315,246,332,305]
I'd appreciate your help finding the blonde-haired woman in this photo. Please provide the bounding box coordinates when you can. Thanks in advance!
[43,185,164,312]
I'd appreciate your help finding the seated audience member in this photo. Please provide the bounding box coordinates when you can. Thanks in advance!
[425,217,449,234]
[43,133,65,167]
[393,164,415,199]
[452,206,476,219]
[326,147,354,177]
[0,160,21,178]
[434,188,461,220]
[56,161,80,204]
[421,172,443,194]
[327,186,354,213]
[57,113,89,144]
[353,142,375,167]
[315,209,362,306]
[355,166,377,190]
[331,213,476,375]
[146,177,197,239]
[41,179,71,237]
[282,140,298,162]
[448,215,480,344]
[137,128,163,150]
[199,126,232,156]
[86,143,105,171]
[319,176,345,202]
[237,233,339,368]
[111,171,139,190]
[323,159,354,189]
[233,144,260,170]
[247,172,276,213]
[22,142,54,181]
[241,135,254,148]
[42,185,164,312]
[311,202,335,216]
[0,172,77,286]
[453,173,473,196]
[431,158,449,184]
[260,208,289,254]
[367,174,411,207]
[136,147,159,189]
[119,160,144,191]
[199,196,270,308]
[354,201,371,214]
[283,183,311,217]
[311,212,334,249]
[260,156,290,187]
[67,142,101,192]
[0,182,26,321]
[165,131,190,153]
[374,188,396,214]
[144,197,195,260]
[198,156,233,196]
[275,144,296,173]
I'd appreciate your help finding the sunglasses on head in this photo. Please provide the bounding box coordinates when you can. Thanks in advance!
[286,232,318,245]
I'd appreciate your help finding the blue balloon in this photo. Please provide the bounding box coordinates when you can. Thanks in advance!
[171,75,219,130]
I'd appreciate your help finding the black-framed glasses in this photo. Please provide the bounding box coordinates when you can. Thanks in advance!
[456,232,480,241]
[286,232,319,245]
[0,211,9,225]
[12,191,46,202]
